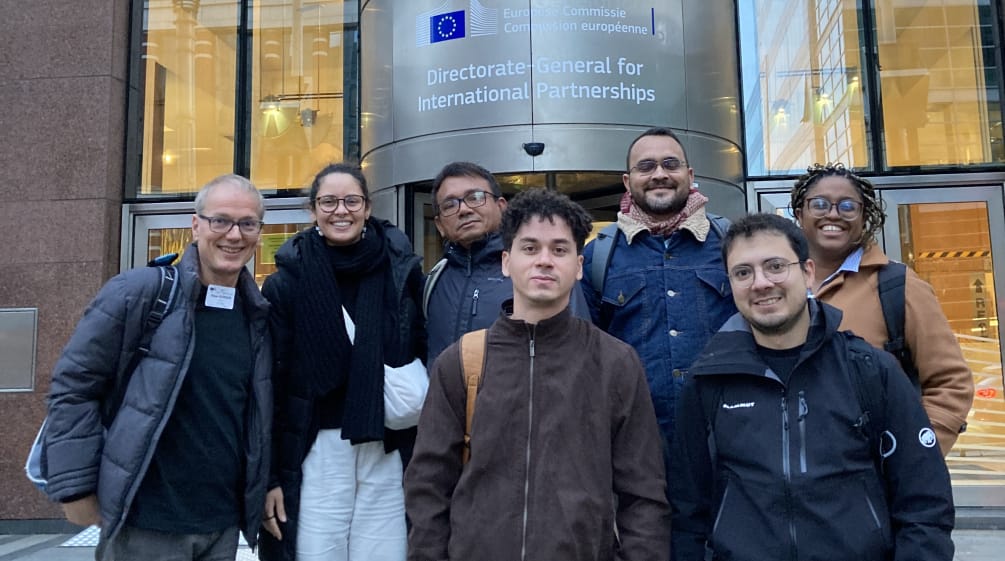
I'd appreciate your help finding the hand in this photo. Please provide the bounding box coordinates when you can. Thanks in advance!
[263,487,286,540]
[62,495,101,527]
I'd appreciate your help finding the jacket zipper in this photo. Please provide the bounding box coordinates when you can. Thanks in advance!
[520,329,536,561]
[471,288,480,316]
[864,493,883,529]
[798,391,808,474]
[781,393,798,557]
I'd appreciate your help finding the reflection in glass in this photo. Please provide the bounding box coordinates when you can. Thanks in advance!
[251,1,353,192]
[739,0,869,175]
[138,1,239,195]
[876,0,1004,167]
[898,202,1004,486]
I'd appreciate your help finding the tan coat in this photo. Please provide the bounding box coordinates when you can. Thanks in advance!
[815,244,974,454]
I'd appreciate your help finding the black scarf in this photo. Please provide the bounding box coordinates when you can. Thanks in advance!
[293,220,388,443]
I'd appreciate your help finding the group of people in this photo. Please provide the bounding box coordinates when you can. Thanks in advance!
[39,127,974,561]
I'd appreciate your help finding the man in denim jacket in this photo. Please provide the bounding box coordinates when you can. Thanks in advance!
[581,128,737,470]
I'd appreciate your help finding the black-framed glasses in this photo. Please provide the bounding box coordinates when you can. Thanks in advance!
[629,157,686,175]
[729,259,801,287]
[314,195,367,213]
[197,215,264,235]
[437,190,495,217]
[805,197,863,220]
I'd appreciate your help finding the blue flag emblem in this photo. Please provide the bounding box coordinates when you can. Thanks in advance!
[430,10,465,43]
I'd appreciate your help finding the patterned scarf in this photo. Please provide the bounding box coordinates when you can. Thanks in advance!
[621,188,709,236]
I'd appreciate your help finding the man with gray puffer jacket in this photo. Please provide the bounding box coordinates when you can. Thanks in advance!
[42,175,272,561]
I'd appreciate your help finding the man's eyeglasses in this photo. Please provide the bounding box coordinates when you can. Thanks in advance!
[198,215,264,235]
[629,157,686,175]
[437,190,495,217]
[314,195,367,213]
[729,259,802,287]
[805,197,863,220]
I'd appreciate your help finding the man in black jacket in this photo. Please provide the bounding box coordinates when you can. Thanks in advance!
[424,161,589,362]
[670,213,954,561]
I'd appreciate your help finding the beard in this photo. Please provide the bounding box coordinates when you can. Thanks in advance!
[745,300,808,338]
[630,180,689,217]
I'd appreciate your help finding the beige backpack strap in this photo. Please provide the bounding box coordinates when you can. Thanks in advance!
[460,329,487,464]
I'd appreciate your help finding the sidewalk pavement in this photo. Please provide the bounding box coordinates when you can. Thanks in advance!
[0,528,1002,560]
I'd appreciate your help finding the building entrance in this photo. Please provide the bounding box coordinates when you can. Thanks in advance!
[881,186,1005,506]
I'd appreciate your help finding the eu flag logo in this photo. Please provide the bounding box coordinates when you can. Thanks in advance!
[430,10,465,43]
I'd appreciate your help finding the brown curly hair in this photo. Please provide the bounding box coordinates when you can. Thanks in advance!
[789,163,885,247]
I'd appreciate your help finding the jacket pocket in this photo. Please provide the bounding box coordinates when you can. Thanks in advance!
[795,474,892,559]
[696,268,734,333]
[600,274,647,340]
[708,476,787,560]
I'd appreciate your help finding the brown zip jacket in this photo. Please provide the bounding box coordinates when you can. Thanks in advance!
[405,307,670,561]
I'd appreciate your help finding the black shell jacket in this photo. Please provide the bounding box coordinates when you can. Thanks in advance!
[258,219,425,561]
[670,300,954,561]
[44,246,273,549]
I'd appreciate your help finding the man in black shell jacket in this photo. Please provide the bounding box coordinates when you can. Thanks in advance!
[670,213,954,561]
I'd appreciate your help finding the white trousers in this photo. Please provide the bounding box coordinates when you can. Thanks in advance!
[297,429,407,561]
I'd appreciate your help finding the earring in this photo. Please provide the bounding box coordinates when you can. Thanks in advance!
[315,225,323,236]
[361,225,368,239]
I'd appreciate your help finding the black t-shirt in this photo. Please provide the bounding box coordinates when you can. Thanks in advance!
[757,343,803,387]
[128,286,253,533]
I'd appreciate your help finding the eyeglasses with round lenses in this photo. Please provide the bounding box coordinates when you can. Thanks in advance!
[630,157,686,175]
[729,258,801,287]
[437,190,494,217]
[198,215,264,235]
[805,197,863,220]
[315,195,367,213]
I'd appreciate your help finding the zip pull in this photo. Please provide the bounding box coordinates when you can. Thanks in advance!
[781,395,789,430]
[471,289,480,316]
[798,391,808,420]
[527,325,536,358]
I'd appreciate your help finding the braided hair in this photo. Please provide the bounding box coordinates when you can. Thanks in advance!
[790,163,885,248]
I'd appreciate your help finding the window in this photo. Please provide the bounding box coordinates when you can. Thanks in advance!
[740,0,1004,175]
[127,1,358,198]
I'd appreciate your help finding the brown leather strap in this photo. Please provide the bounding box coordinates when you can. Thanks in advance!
[460,329,487,464]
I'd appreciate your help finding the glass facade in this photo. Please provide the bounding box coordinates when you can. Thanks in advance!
[740,0,1004,175]
[128,0,356,198]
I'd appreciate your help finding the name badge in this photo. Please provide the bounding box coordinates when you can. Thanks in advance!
[205,285,236,309]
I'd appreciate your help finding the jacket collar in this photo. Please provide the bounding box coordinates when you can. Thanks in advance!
[617,206,711,244]
[179,242,270,321]
[444,231,505,265]
[692,299,844,379]
[494,299,574,339]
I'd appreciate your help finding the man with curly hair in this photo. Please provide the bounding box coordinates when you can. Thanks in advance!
[405,189,670,561]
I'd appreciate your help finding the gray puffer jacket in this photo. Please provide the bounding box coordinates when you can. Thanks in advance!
[43,245,272,548]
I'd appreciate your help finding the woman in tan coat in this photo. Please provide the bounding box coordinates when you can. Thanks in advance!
[790,163,973,454]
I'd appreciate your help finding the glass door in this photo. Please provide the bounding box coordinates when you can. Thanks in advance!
[881,186,1005,506]
[125,205,312,287]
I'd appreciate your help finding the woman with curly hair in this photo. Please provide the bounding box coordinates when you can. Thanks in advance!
[790,163,973,455]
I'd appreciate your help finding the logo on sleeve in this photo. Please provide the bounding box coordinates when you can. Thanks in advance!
[918,428,937,448]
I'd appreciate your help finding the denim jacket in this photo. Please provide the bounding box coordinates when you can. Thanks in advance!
[581,208,737,441]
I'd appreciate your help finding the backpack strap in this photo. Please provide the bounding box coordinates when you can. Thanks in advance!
[460,329,487,464]
[102,263,179,424]
[589,223,620,295]
[707,213,731,241]
[423,258,449,318]
[877,261,921,392]
[846,336,890,472]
